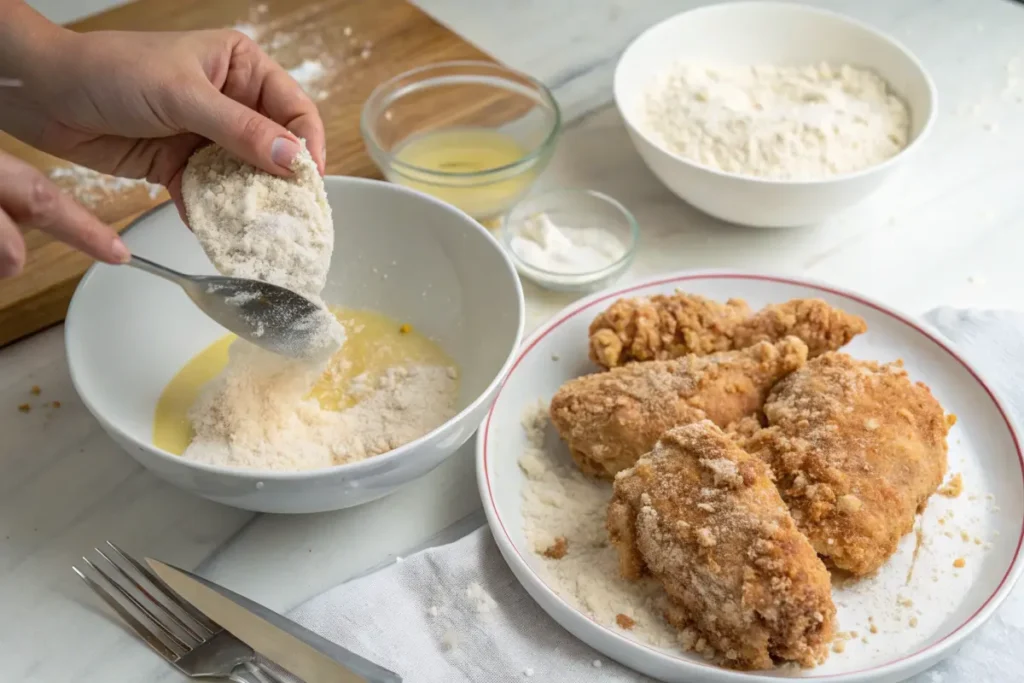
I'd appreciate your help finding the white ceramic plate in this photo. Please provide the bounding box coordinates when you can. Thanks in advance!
[477,271,1024,683]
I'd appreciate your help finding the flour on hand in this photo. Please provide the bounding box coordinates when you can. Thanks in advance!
[643,62,911,180]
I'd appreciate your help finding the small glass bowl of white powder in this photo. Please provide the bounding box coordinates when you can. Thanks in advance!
[500,189,638,292]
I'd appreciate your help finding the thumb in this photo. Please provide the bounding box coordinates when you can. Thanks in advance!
[181,86,302,175]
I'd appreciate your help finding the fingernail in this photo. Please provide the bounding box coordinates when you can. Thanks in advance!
[271,137,300,171]
[110,237,131,264]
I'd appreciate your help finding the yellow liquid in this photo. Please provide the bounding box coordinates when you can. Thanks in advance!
[390,128,537,221]
[153,308,457,455]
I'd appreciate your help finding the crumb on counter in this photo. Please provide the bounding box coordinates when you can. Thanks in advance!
[953,557,966,568]
[30,385,41,395]
[592,659,603,668]
[542,536,569,560]
[909,616,919,628]
[939,473,963,498]
[399,323,412,334]
[17,404,30,413]
[616,613,636,630]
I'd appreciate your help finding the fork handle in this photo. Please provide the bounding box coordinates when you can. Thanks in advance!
[228,662,282,683]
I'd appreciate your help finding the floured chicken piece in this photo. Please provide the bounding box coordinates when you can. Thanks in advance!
[589,293,866,369]
[607,421,835,670]
[550,337,808,479]
[740,352,953,576]
[181,140,343,359]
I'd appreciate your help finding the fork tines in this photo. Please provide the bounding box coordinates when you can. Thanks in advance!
[72,542,220,661]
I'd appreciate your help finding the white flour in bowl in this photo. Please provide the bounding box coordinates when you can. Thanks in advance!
[184,349,459,471]
[643,62,911,180]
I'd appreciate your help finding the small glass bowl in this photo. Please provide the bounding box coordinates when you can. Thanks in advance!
[361,61,561,224]
[500,189,639,292]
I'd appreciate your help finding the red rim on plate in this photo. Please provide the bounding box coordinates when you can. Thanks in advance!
[480,271,1024,679]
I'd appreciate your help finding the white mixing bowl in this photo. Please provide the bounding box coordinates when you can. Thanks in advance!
[614,2,937,228]
[66,177,524,514]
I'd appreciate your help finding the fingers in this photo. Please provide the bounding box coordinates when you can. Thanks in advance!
[258,67,327,174]
[0,152,130,266]
[211,34,327,174]
[179,86,303,176]
[0,208,26,278]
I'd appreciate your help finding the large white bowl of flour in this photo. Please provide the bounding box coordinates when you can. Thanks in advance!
[65,177,524,513]
[614,2,937,228]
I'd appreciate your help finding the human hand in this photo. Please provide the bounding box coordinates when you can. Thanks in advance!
[0,3,326,277]
[0,150,129,277]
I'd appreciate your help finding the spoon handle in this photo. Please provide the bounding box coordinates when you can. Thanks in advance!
[126,255,190,287]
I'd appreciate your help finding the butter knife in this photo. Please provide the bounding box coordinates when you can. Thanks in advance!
[147,559,401,683]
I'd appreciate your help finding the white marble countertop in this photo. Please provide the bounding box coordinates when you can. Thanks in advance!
[5,0,1024,680]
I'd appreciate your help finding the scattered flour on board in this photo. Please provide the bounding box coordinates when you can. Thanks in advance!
[47,164,163,208]
[642,62,910,180]
[179,143,459,471]
[229,8,372,102]
[518,400,696,652]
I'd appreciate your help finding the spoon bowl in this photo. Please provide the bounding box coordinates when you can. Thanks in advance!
[127,255,341,360]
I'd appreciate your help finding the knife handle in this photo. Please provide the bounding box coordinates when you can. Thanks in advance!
[228,662,284,683]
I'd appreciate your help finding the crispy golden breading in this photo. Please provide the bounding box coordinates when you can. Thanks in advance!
[607,421,836,670]
[550,338,808,479]
[740,353,952,576]
[589,293,752,368]
[589,294,866,369]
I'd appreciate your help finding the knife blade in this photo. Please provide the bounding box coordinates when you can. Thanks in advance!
[147,559,401,683]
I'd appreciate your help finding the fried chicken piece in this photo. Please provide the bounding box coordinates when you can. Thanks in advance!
[733,299,868,360]
[607,421,835,669]
[589,293,752,368]
[740,353,952,576]
[550,337,808,479]
[588,294,866,368]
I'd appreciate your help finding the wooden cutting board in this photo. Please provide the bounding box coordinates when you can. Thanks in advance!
[0,0,495,348]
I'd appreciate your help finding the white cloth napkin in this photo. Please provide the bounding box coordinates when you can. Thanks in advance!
[279,307,1023,683]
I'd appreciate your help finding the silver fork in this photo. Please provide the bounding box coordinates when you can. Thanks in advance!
[73,542,284,683]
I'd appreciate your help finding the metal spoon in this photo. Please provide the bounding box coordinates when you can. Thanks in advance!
[126,255,340,360]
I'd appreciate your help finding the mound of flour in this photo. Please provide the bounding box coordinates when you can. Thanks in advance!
[644,62,910,180]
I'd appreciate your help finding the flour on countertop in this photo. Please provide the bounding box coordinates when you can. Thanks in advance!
[509,212,626,274]
[47,164,163,208]
[643,62,911,180]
